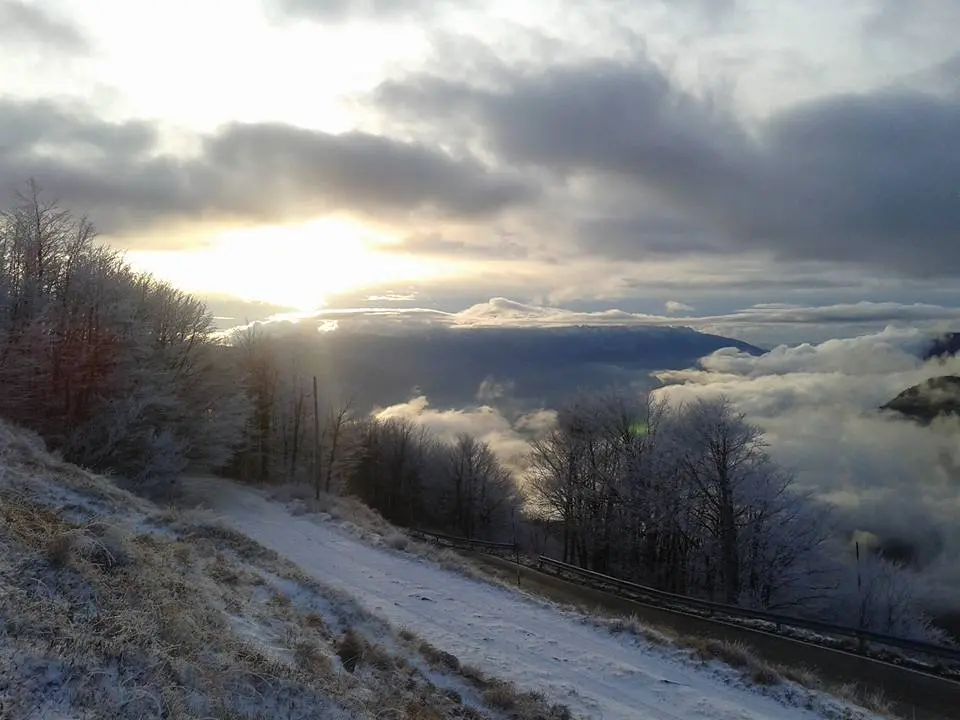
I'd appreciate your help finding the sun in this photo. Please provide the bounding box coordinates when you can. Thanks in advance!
[126,217,455,311]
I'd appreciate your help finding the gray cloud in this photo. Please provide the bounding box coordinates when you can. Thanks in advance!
[395,231,529,259]
[0,0,89,54]
[864,0,960,47]
[375,53,960,275]
[0,99,534,238]
[231,298,960,346]
[201,122,536,221]
[577,213,724,258]
[268,0,461,22]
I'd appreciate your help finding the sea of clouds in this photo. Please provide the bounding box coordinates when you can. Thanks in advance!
[377,326,960,609]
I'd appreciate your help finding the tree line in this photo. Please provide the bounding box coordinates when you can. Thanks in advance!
[0,185,250,481]
[524,392,941,639]
[0,189,942,642]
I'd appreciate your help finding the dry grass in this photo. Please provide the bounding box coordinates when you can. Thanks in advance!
[680,636,902,716]
[602,613,676,646]
[0,491,328,718]
[575,605,899,719]
[1,419,585,720]
[396,634,576,720]
[336,628,366,673]
[0,485,494,719]
[418,640,462,671]
[386,532,410,550]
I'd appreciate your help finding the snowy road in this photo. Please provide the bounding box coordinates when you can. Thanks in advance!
[193,478,861,720]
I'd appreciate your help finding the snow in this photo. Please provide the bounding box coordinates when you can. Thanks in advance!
[192,477,871,720]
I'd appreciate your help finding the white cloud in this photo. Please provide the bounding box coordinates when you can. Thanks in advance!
[230,298,960,347]
[373,395,555,474]
[653,328,960,608]
[665,300,694,314]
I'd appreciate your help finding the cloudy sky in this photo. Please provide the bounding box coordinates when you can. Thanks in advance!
[3,0,959,343]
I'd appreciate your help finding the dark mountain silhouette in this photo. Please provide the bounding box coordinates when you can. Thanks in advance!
[307,326,765,411]
[922,332,960,360]
[881,375,960,424]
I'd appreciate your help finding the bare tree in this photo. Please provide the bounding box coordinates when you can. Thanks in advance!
[322,395,354,494]
[443,433,515,539]
[668,398,768,603]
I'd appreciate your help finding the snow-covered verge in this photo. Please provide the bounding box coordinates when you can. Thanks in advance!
[191,476,889,720]
[261,483,903,717]
[264,483,505,583]
[0,423,571,720]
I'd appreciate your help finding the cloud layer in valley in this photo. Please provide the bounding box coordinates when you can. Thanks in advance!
[368,323,960,613]
[654,328,960,609]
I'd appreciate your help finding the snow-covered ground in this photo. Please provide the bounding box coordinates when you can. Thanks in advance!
[192,476,877,720]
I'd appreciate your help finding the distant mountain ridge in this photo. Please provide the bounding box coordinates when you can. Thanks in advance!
[307,325,764,411]
[881,375,960,424]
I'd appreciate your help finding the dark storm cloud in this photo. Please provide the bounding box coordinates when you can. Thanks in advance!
[577,214,723,258]
[375,56,960,275]
[0,99,535,237]
[202,123,534,220]
[0,0,89,53]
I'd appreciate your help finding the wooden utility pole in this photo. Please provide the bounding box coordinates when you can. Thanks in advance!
[512,507,521,587]
[313,375,320,500]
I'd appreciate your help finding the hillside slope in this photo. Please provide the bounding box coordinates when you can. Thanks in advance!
[0,423,570,719]
[188,476,881,720]
[881,376,960,423]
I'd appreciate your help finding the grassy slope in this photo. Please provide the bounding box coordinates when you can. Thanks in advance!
[0,423,571,720]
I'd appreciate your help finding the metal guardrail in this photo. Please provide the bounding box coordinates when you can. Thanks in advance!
[407,528,960,667]
[536,555,960,665]
[409,528,517,554]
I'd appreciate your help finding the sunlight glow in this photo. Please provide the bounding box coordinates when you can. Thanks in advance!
[126,218,458,311]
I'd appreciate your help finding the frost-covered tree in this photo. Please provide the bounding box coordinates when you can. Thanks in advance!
[828,551,946,641]
[0,185,250,482]
[440,432,516,539]
[528,393,836,610]
[345,416,442,526]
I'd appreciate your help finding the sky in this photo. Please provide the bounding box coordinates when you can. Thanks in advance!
[2,0,959,344]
